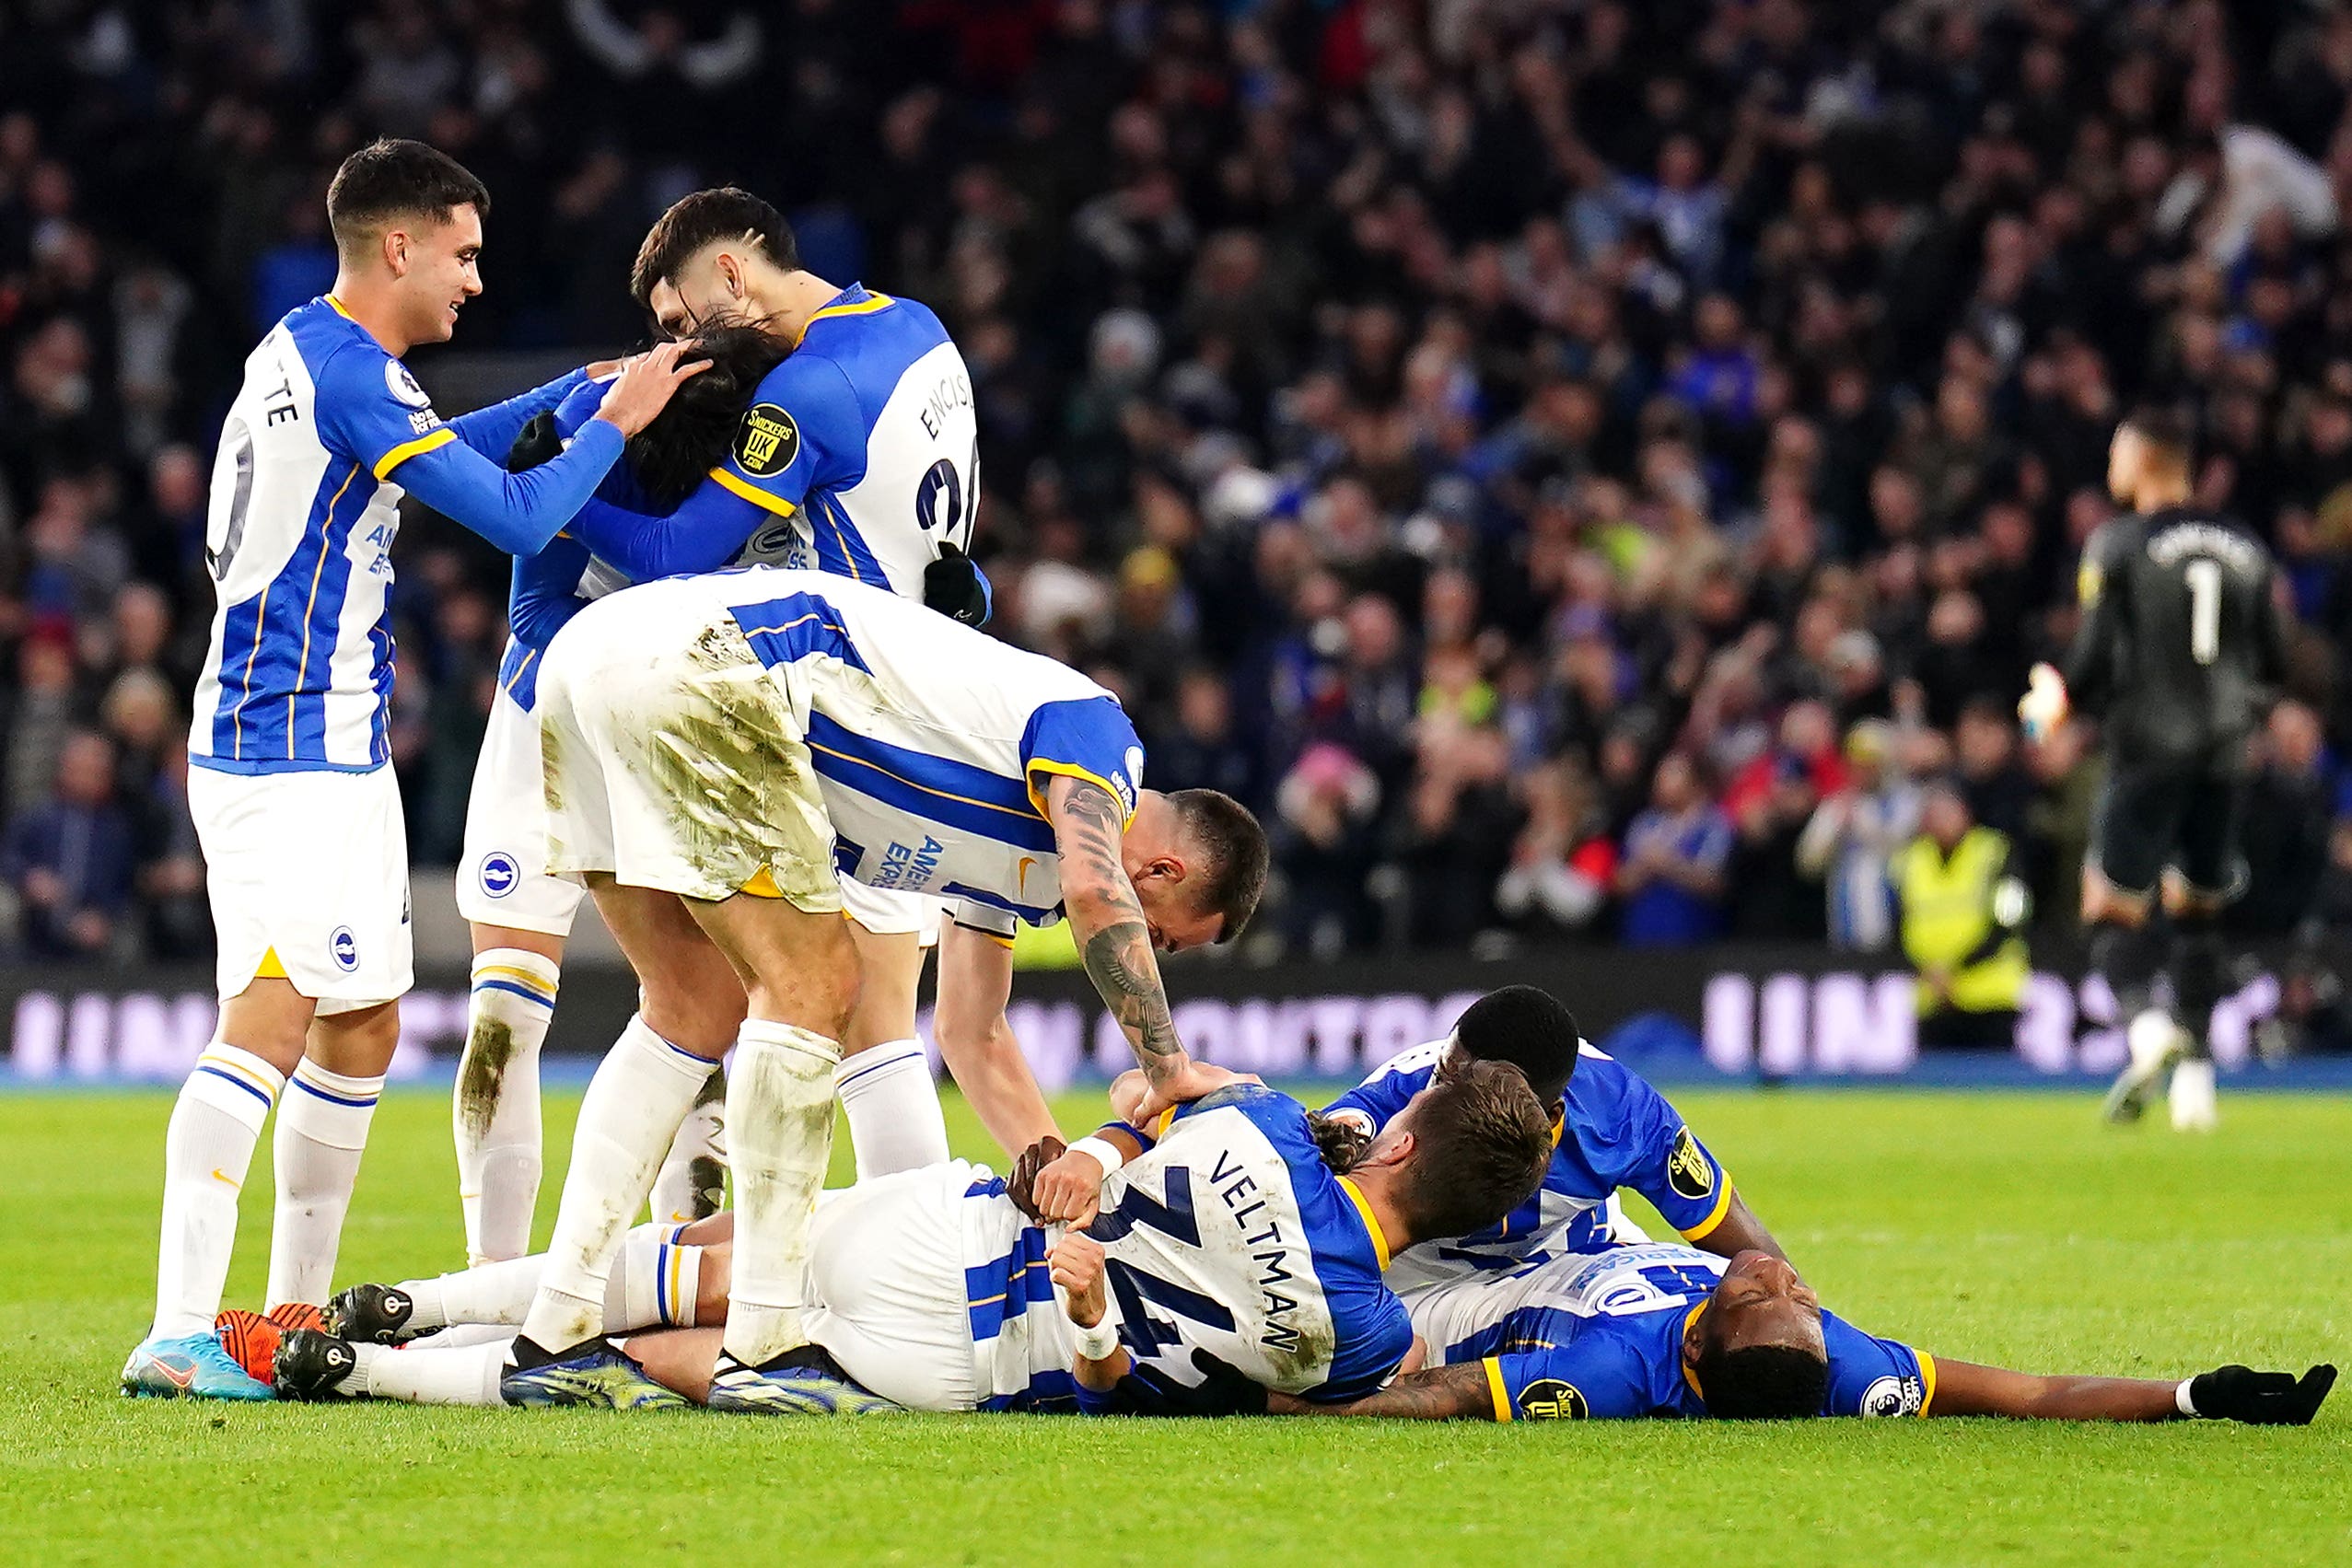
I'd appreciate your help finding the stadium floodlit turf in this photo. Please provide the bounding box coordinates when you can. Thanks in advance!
[2,1086,2346,1566]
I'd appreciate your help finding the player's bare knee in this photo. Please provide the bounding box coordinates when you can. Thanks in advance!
[694,1242,730,1322]
[308,999,402,1077]
[217,979,318,1074]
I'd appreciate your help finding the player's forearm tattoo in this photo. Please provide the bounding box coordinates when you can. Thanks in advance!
[1057,780,1186,1083]
[1307,1364,1496,1421]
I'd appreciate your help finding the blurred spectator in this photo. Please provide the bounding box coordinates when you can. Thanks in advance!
[1893,782,2030,1051]
[1273,742,1381,958]
[1797,719,1918,951]
[2234,702,2334,936]
[4,730,135,960]
[1615,753,1732,947]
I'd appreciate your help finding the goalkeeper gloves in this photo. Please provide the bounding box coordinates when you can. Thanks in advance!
[924,541,992,626]
[2180,1364,2336,1425]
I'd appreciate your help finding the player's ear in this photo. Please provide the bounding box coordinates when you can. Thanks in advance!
[1364,1128,1415,1169]
[382,225,411,278]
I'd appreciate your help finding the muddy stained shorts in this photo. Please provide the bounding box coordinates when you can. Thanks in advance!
[536,586,845,913]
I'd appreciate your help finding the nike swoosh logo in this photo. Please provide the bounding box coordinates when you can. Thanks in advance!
[211,1168,241,1190]
[1018,856,1036,896]
[157,1356,196,1389]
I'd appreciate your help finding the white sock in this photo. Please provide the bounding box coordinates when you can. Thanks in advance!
[837,1038,950,1179]
[264,1060,383,1310]
[724,1018,840,1366]
[455,949,560,1265]
[342,1338,509,1406]
[519,1015,715,1353]
[650,1065,727,1224]
[403,1222,701,1330]
[406,1323,518,1350]
[151,1043,285,1338]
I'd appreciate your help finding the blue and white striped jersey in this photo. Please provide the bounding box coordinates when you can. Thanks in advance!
[1413,1244,1935,1422]
[192,296,609,772]
[606,566,1137,930]
[1324,1039,1734,1295]
[961,1084,1414,1410]
[499,283,975,714]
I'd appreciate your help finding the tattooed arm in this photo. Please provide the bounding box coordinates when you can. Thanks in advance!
[1266,1359,1499,1421]
[1045,774,1206,1099]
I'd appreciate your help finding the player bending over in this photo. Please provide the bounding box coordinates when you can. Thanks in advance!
[2020,407,2291,1131]
[1192,1241,2333,1426]
[125,138,702,1401]
[453,185,1000,1268]
[498,563,1264,1412]
[267,1072,1554,1414]
[1314,985,1785,1296]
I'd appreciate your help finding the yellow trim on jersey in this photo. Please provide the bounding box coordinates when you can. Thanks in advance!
[1680,1303,1709,1402]
[1548,1108,1565,1147]
[324,294,355,319]
[1916,1351,1938,1416]
[798,292,896,343]
[475,963,558,1000]
[739,866,784,898]
[1026,762,1139,826]
[289,460,365,757]
[709,464,797,517]
[1153,1106,1180,1142]
[1678,1179,1736,1243]
[501,646,538,700]
[1336,1176,1392,1271]
[255,947,288,979]
[373,424,456,479]
[1484,1357,1512,1423]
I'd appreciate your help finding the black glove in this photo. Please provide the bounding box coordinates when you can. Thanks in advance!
[923,541,992,626]
[506,410,563,472]
[2185,1364,2336,1425]
[1007,1135,1065,1222]
[1108,1351,1269,1418]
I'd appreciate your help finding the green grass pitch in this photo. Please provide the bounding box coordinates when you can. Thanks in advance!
[2,1085,2346,1566]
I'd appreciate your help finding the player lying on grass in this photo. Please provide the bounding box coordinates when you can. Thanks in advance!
[1127,1239,2335,1426]
[265,1070,1554,1413]
[1312,985,1785,1295]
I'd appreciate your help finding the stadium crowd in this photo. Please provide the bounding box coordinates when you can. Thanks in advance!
[6,0,2352,990]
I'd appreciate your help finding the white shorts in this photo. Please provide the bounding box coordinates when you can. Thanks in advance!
[539,589,844,912]
[189,764,413,1012]
[840,879,944,945]
[455,679,586,935]
[804,1163,984,1412]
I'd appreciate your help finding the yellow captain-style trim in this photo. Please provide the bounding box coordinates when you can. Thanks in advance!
[1336,1176,1391,1270]
[739,865,784,898]
[1027,761,1139,826]
[1678,1179,1736,1243]
[255,947,288,980]
[1916,1351,1938,1416]
[1548,1108,1565,1147]
[1484,1357,1513,1423]
[373,424,457,479]
[1680,1303,1709,1402]
[475,963,558,999]
[710,464,797,516]
[324,294,355,319]
[800,291,894,333]
[1152,1106,1180,1142]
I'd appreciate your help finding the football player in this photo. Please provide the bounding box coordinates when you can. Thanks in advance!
[124,138,701,1400]
[452,188,1004,1269]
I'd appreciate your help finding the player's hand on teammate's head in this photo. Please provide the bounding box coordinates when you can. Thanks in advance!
[1124,1062,1264,1126]
[592,340,712,438]
[924,541,992,626]
[505,411,564,472]
[1047,1231,1110,1328]
[1030,1146,1109,1228]
[1007,1134,1066,1222]
[2185,1364,2336,1425]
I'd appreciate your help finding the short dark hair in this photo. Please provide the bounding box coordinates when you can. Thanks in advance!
[1392,1056,1554,1243]
[1169,788,1267,944]
[632,188,800,311]
[1451,986,1580,1105]
[1694,1342,1830,1420]
[326,139,489,259]
[624,321,792,507]
[2120,403,2195,469]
